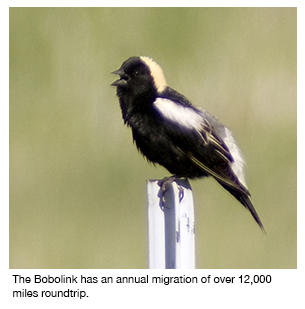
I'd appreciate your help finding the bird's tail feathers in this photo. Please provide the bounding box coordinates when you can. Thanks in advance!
[217,181,265,232]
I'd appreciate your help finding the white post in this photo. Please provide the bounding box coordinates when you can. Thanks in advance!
[147,179,195,269]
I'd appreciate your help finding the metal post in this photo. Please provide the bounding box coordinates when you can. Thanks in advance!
[147,179,195,269]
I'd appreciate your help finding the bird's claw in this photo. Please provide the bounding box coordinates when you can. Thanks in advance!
[157,176,185,207]
[178,185,184,202]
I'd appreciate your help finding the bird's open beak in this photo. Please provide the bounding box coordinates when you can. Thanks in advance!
[112,68,124,75]
[111,79,128,87]
[111,68,128,87]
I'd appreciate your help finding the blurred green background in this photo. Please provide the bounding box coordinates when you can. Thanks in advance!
[10,8,296,268]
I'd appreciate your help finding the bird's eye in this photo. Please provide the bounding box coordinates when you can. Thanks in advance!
[134,71,139,76]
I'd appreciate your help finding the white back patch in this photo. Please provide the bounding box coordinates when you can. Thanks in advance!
[140,56,167,93]
[223,127,247,188]
[154,98,203,130]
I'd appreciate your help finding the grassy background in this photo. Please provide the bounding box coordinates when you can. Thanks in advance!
[10,7,296,268]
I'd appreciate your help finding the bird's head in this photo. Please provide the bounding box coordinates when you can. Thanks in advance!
[111,56,167,98]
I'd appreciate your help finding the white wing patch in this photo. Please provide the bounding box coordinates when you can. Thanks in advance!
[153,98,203,130]
[154,98,247,188]
[223,127,247,188]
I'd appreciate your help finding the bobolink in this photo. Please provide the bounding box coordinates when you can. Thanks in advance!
[112,56,264,231]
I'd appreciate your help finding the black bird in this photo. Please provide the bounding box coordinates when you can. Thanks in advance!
[112,56,264,230]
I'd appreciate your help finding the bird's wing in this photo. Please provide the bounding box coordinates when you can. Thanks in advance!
[194,117,233,164]
[153,97,249,195]
[178,147,248,195]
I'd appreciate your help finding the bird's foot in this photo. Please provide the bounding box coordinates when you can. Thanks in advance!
[157,176,185,206]
[178,186,184,202]
[157,176,176,193]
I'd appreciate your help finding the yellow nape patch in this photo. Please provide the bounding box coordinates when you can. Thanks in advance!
[140,56,167,93]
